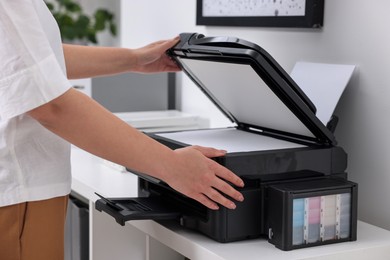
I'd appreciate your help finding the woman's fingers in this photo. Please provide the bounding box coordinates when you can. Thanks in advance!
[167,145,245,210]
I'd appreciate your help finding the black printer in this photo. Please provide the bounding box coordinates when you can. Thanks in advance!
[95,33,357,251]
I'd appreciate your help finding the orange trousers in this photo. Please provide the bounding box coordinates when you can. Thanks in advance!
[0,195,68,260]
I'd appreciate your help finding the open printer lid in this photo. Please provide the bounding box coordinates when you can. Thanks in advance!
[169,33,337,146]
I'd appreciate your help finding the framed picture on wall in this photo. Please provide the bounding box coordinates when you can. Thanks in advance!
[196,0,324,28]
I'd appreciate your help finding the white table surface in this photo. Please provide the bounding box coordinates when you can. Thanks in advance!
[71,147,390,260]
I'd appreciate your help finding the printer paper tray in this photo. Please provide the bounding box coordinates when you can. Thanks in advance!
[95,196,181,226]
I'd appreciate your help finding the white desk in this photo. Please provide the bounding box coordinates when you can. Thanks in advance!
[71,147,390,260]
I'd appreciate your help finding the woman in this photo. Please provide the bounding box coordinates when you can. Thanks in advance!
[0,1,244,259]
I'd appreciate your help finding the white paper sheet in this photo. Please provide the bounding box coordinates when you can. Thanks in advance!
[290,62,355,125]
[158,128,305,153]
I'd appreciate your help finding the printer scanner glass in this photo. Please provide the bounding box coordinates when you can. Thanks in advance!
[157,128,305,153]
[179,58,315,138]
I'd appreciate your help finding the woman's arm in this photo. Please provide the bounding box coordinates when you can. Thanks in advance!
[63,37,180,79]
[28,88,244,210]
[56,37,244,209]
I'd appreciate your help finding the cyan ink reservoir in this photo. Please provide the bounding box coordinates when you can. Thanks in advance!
[267,177,358,251]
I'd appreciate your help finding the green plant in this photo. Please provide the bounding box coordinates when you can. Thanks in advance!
[45,0,117,44]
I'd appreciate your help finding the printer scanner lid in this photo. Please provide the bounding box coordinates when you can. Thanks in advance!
[169,33,337,146]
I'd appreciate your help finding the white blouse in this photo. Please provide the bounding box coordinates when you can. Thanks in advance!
[0,0,72,206]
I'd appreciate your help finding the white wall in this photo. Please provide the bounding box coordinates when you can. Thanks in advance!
[120,0,390,231]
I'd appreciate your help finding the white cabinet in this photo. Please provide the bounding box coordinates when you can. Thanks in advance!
[71,145,390,260]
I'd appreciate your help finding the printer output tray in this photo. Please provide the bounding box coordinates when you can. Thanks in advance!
[95,196,181,226]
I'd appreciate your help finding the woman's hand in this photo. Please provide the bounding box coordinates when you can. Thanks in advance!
[131,36,181,73]
[164,145,245,210]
